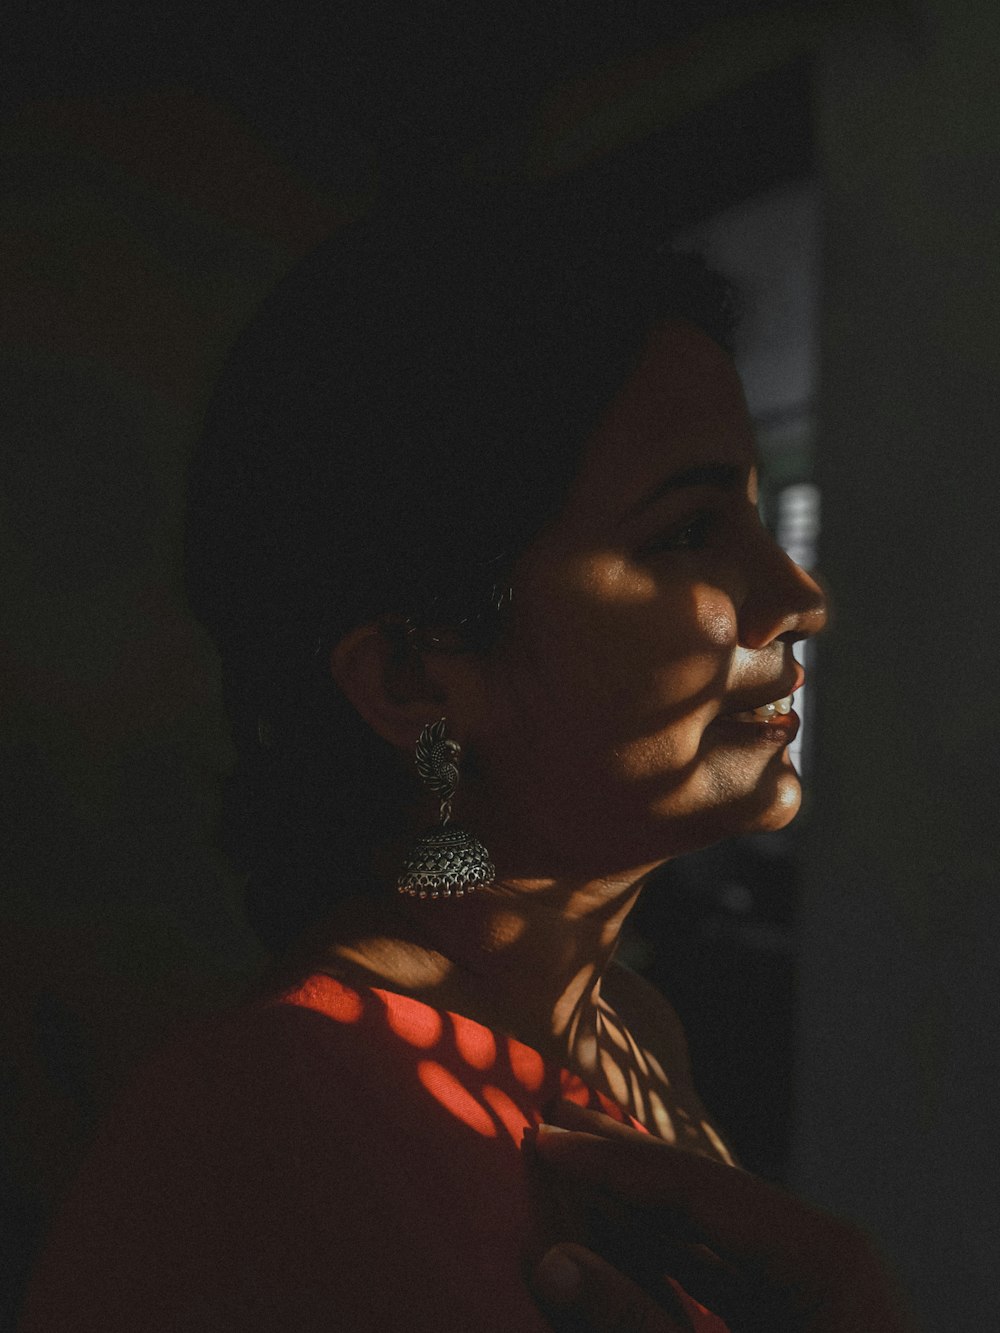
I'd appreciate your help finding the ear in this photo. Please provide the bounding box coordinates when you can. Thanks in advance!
[329,623,483,754]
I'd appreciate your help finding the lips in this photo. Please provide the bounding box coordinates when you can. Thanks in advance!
[731,695,793,722]
[722,664,805,718]
[710,704,800,747]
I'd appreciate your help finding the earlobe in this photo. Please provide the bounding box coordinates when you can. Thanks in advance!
[329,624,448,752]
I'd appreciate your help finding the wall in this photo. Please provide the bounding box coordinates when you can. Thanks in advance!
[0,93,354,1302]
[794,4,1000,1328]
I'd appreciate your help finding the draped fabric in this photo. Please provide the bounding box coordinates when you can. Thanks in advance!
[21,975,728,1331]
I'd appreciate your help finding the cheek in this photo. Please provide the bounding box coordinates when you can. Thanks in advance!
[497,582,737,764]
[633,588,738,710]
[697,600,737,649]
[604,592,739,782]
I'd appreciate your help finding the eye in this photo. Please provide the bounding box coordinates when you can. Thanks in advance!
[642,510,716,555]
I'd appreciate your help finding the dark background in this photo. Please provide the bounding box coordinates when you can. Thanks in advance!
[3,4,998,1329]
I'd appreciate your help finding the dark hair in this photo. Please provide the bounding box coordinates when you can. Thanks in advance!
[184,181,740,956]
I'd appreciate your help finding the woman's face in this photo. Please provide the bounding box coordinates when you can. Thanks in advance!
[469,320,828,879]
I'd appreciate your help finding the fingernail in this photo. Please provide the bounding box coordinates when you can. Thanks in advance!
[533,1249,582,1304]
[537,1122,570,1137]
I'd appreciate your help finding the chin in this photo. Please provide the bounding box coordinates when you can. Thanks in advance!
[651,762,803,859]
[714,743,804,834]
[746,774,802,832]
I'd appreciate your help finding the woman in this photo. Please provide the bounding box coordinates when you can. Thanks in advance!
[20,185,914,1331]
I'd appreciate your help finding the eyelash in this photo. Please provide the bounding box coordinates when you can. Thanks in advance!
[644,510,716,554]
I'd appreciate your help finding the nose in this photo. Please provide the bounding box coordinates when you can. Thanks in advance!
[737,530,828,650]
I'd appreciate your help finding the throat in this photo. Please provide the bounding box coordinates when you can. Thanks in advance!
[568,1002,735,1163]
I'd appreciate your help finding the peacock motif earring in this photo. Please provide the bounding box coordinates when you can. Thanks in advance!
[397,718,495,900]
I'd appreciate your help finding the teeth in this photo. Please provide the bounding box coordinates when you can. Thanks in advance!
[751,695,792,719]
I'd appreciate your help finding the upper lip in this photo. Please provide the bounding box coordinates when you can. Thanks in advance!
[722,664,805,715]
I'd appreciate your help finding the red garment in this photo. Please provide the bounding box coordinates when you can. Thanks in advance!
[21,975,729,1331]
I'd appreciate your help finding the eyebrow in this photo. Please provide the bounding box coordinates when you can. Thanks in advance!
[618,462,748,527]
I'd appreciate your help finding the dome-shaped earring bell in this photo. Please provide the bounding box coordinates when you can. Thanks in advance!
[397,718,495,900]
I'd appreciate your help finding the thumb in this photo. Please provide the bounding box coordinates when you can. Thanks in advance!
[531,1243,695,1333]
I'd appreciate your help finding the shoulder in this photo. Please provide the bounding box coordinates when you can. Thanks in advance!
[19,997,369,1331]
[36,982,432,1251]
[52,990,391,1219]
[22,980,554,1332]
[118,982,379,1124]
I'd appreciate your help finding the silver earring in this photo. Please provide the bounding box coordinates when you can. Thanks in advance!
[397,718,495,900]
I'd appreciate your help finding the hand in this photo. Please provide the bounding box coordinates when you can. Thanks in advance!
[526,1101,917,1333]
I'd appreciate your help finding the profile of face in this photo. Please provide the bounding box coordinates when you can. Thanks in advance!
[456,320,828,882]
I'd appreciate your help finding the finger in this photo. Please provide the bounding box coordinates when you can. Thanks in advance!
[533,1122,853,1285]
[571,1184,769,1332]
[531,1243,695,1333]
[543,1099,658,1142]
[534,1109,904,1328]
[544,1100,740,1165]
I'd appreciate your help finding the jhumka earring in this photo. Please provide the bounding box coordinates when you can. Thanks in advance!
[397,718,495,900]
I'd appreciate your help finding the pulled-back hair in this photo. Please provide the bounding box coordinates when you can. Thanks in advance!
[184,181,740,955]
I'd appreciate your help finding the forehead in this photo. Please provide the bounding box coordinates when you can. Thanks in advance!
[561,320,757,530]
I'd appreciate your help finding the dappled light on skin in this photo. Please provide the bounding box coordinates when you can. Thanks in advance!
[383,991,444,1048]
[428,319,823,892]
[560,963,603,1058]
[566,960,599,1009]
[643,1047,672,1088]
[416,1060,499,1138]
[598,1013,631,1054]
[618,1018,658,1093]
[592,627,795,847]
[624,1031,651,1079]
[565,551,661,604]
[574,1031,599,1072]
[701,1119,735,1166]
[452,1013,497,1070]
[599,919,622,950]
[627,1066,647,1124]
[647,1089,678,1144]
[771,780,802,818]
[487,908,529,946]
[671,1103,708,1149]
[343,938,446,990]
[682,596,738,651]
[301,967,714,1150]
[599,1045,630,1105]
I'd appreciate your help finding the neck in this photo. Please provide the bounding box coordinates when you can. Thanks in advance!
[289,868,656,1068]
